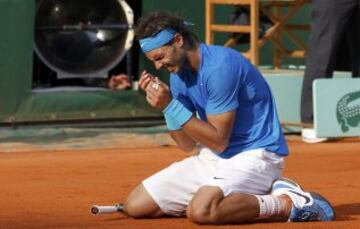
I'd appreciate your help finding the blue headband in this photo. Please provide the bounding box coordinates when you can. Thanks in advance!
[139,28,176,53]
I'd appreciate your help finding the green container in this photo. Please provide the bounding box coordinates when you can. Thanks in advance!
[0,0,162,125]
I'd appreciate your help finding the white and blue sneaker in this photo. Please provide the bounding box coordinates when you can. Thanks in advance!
[272,178,335,222]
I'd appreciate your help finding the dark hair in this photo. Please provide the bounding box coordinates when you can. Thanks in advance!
[135,11,198,47]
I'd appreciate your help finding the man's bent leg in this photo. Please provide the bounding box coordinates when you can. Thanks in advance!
[124,183,165,218]
[125,150,220,218]
[186,149,287,224]
[187,186,260,224]
[187,185,291,225]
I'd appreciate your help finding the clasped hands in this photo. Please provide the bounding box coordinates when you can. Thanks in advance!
[138,70,172,111]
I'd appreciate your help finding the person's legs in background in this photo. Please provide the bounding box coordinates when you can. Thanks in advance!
[301,0,356,123]
[347,0,360,78]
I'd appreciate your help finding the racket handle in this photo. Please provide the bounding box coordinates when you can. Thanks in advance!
[91,203,124,215]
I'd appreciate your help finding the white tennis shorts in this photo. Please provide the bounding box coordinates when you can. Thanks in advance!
[142,147,285,216]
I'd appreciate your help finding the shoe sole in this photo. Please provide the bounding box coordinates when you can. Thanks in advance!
[272,177,303,190]
[272,177,314,207]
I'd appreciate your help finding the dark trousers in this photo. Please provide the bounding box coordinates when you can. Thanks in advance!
[301,0,360,123]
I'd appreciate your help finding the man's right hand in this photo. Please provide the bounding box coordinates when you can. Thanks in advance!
[138,70,156,91]
[139,70,172,111]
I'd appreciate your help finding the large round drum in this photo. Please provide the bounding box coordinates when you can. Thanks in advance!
[34,0,134,78]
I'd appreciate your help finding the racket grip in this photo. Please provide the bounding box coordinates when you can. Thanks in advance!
[91,203,124,215]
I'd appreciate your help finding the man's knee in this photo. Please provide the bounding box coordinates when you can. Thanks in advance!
[187,186,223,224]
[123,198,144,218]
[124,184,164,218]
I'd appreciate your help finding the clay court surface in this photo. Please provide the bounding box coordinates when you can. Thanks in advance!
[1,135,359,229]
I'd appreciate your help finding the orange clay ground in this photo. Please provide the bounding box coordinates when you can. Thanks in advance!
[0,136,359,229]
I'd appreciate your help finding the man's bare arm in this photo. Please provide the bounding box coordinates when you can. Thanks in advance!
[139,73,235,153]
[169,130,197,152]
[181,110,236,153]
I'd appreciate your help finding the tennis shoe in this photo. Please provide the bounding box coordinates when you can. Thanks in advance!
[271,178,335,222]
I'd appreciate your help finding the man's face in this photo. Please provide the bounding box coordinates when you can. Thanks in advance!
[145,34,186,74]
